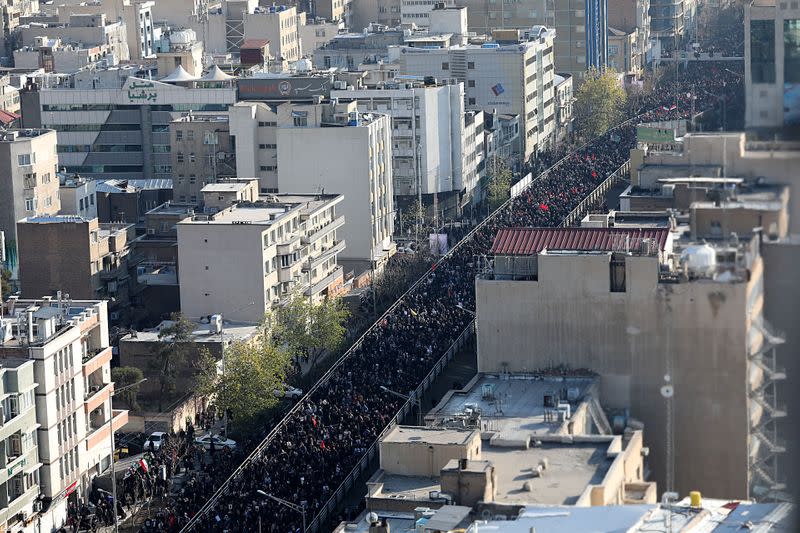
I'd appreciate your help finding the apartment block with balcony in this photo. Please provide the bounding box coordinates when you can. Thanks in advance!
[177,193,346,323]
[0,297,125,528]
[0,129,60,278]
[16,216,136,324]
[0,358,40,531]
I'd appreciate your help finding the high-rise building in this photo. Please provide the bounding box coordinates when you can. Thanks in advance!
[608,0,651,65]
[397,29,556,163]
[0,129,60,276]
[553,0,609,81]
[745,0,800,130]
[177,194,346,323]
[0,297,125,529]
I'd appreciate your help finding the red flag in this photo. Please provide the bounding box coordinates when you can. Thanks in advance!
[320,440,326,450]
[539,203,549,211]
[591,171,597,178]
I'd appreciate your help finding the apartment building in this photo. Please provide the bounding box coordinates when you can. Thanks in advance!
[0,358,39,532]
[170,115,235,205]
[0,0,40,58]
[553,0,608,82]
[401,0,455,28]
[608,27,642,77]
[298,15,344,52]
[20,70,236,181]
[745,0,800,129]
[177,194,346,323]
[608,0,651,65]
[230,100,395,263]
[313,26,406,69]
[0,297,125,528]
[58,174,97,220]
[476,225,784,500]
[331,81,485,211]
[0,75,21,115]
[314,0,352,25]
[554,73,573,143]
[350,0,401,30]
[650,0,686,51]
[397,30,556,163]
[0,129,60,277]
[16,216,135,323]
[18,13,130,62]
[154,28,204,78]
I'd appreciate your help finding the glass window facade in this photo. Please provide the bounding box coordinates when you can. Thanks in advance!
[750,19,775,83]
[784,19,800,83]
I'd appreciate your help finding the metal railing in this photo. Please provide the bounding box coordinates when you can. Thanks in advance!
[181,108,657,533]
[306,321,475,531]
[562,160,631,226]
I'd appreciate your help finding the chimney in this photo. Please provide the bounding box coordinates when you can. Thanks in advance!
[26,309,35,344]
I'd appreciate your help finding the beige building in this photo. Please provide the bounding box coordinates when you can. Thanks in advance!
[608,27,642,77]
[16,216,135,323]
[18,13,130,62]
[476,226,784,500]
[243,4,301,63]
[170,114,236,205]
[177,193,346,323]
[156,29,204,78]
[0,129,60,276]
[608,0,650,63]
[0,297,126,529]
[744,0,800,130]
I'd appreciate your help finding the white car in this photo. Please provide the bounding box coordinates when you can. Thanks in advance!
[145,432,167,452]
[195,434,237,451]
[273,386,303,400]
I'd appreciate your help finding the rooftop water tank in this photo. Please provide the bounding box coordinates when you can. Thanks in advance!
[170,29,196,44]
[295,58,312,72]
[681,244,717,277]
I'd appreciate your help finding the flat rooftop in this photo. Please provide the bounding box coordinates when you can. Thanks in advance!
[428,374,597,440]
[383,426,476,446]
[201,182,253,193]
[181,194,341,225]
[377,440,613,506]
[120,319,258,344]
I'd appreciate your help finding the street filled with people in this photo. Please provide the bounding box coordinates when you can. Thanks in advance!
[117,62,743,533]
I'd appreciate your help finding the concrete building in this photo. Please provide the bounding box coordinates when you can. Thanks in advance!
[608,27,642,77]
[313,26,407,69]
[0,297,126,528]
[0,358,39,532]
[13,38,120,73]
[0,128,60,276]
[0,0,40,59]
[396,30,556,163]
[608,0,651,65]
[20,71,236,181]
[331,81,485,211]
[312,0,352,25]
[154,28,204,78]
[16,216,136,323]
[18,13,130,62]
[297,15,344,53]
[95,178,173,226]
[744,0,800,130]
[274,101,394,264]
[553,0,609,82]
[350,0,401,30]
[554,73,573,143]
[177,193,346,323]
[401,0,455,29]
[170,114,235,205]
[475,225,784,500]
[0,75,21,115]
[230,100,395,264]
[456,0,553,34]
[59,174,97,220]
[649,0,686,51]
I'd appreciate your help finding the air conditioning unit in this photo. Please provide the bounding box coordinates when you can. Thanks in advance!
[33,500,43,512]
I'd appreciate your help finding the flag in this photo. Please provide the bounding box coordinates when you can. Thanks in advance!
[539,203,549,211]
[669,104,677,111]
[591,171,598,178]
[139,458,149,473]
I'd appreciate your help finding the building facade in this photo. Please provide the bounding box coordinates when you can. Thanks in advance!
[608,0,651,65]
[745,0,800,130]
[0,298,125,529]
[16,216,135,323]
[554,0,609,82]
[18,13,130,62]
[0,129,60,277]
[170,114,235,205]
[20,73,236,181]
[177,194,346,323]
[58,174,97,220]
[397,32,556,164]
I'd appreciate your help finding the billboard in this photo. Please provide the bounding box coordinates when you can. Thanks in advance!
[237,77,332,101]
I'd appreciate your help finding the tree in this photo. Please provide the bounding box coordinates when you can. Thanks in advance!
[573,68,627,141]
[150,313,194,411]
[400,200,427,241]
[111,366,144,411]
[273,293,350,370]
[485,156,513,212]
[195,339,291,434]
[0,268,11,300]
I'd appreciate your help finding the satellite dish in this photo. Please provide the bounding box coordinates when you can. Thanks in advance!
[366,512,379,525]
[660,385,674,398]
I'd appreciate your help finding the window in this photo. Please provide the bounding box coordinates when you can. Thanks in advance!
[293,116,308,127]
[259,143,277,149]
[189,153,196,163]
[468,97,476,105]
[610,253,626,292]
[176,130,183,140]
[187,130,195,140]
[176,152,185,163]
[259,165,277,171]
[468,80,475,87]
[17,153,32,165]
[25,198,35,211]
[441,62,449,70]
[258,121,277,127]
[784,19,800,83]
[750,19,776,83]
[467,61,475,69]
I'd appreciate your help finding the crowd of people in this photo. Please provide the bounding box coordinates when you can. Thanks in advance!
[135,61,743,533]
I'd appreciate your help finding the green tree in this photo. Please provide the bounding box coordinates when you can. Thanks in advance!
[273,293,350,370]
[195,339,291,434]
[0,268,11,300]
[486,156,513,212]
[573,68,627,140]
[111,366,144,411]
[150,313,194,411]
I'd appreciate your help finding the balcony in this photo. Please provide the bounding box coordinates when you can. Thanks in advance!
[303,215,345,245]
[0,483,38,526]
[304,240,346,271]
[305,265,344,297]
[86,409,128,450]
[394,148,415,158]
[0,445,38,486]
[84,382,112,414]
[82,346,112,376]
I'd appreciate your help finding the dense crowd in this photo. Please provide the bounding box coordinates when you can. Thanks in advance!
[139,62,742,533]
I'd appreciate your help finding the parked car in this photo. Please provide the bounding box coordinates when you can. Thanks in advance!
[195,433,237,451]
[273,386,303,399]
[144,432,167,452]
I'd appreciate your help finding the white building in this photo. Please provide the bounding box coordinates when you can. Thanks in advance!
[18,13,130,62]
[13,38,119,74]
[230,99,395,264]
[177,193,346,323]
[395,28,556,164]
[58,174,97,220]
[0,297,125,530]
[745,0,800,130]
[20,70,236,181]
[401,0,455,28]
[331,80,485,210]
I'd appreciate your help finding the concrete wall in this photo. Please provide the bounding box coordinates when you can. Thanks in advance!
[475,252,756,499]
[379,432,481,477]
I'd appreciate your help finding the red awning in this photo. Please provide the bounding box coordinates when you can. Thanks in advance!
[490,227,670,256]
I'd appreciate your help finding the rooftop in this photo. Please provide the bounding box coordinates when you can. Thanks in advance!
[120,319,259,345]
[382,426,476,446]
[489,227,670,256]
[172,114,228,124]
[0,297,105,349]
[180,193,342,226]
[201,182,252,193]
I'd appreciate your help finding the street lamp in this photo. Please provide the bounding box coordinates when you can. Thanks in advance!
[256,490,307,532]
[109,377,147,533]
[380,385,422,426]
